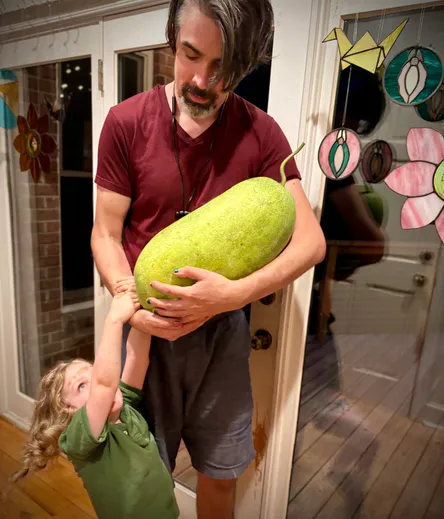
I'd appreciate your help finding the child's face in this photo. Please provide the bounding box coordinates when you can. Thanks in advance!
[62,361,123,420]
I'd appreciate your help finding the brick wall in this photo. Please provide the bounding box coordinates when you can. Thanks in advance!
[153,47,175,86]
[17,63,94,392]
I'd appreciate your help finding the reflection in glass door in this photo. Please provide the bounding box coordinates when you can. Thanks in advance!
[3,58,94,400]
[287,6,444,519]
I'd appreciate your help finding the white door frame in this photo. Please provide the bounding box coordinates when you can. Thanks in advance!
[0,23,103,427]
[263,0,443,518]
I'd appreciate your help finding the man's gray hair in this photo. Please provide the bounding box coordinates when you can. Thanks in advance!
[166,0,274,91]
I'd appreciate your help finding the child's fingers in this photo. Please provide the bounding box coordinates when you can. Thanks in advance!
[115,277,135,288]
[115,281,136,293]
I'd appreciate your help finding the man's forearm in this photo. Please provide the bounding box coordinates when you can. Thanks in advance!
[234,179,326,307]
[91,231,133,296]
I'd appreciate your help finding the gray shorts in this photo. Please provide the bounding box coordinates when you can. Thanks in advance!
[122,310,255,480]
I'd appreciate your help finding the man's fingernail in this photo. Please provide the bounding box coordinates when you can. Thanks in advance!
[153,309,158,315]
[149,282,153,287]
[173,268,179,273]
[146,299,151,304]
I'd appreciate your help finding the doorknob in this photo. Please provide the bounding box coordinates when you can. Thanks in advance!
[251,329,272,350]
[413,274,427,287]
[260,293,276,305]
[420,250,433,264]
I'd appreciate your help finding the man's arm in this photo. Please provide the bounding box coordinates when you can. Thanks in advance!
[91,186,133,295]
[234,178,326,304]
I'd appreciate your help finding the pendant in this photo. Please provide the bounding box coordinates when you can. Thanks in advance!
[318,128,361,181]
[384,46,443,106]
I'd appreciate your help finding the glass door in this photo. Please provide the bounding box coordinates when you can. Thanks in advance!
[0,25,103,426]
[286,2,444,518]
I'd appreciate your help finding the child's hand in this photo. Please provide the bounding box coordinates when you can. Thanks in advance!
[114,276,136,294]
[109,292,140,324]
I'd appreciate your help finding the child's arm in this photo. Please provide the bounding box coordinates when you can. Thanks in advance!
[115,276,151,390]
[86,292,139,438]
[121,328,151,390]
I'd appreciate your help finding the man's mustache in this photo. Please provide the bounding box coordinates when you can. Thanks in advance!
[182,84,216,103]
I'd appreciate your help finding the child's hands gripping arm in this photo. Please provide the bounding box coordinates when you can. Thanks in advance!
[86,291,140,438]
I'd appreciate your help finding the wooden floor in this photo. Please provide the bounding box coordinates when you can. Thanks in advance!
[0,417,96,519]
[0,417,199,518]
[288,333,444,519]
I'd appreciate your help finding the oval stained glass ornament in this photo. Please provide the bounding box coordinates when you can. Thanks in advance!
[361,140,393,183]
[318,128,361,181]
[383,46,443,106]
[415,83,444,122]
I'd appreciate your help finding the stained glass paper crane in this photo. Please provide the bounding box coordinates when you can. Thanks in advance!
[323,19,409,74]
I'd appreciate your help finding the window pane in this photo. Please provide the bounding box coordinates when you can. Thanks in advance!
[2,58,94,398]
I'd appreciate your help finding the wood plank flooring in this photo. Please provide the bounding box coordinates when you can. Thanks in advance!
[288,333,444,519]
[0,417,96,519]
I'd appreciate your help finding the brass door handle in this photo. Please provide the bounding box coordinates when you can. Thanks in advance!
[251,329,272,350]
[413,274,427,287]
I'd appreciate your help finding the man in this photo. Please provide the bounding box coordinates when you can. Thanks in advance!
[91,0,326,517]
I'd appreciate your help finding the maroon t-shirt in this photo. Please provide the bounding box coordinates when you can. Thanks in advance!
[95,85,301,271]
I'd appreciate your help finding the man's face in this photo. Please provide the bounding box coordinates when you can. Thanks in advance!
[174,2,227,118]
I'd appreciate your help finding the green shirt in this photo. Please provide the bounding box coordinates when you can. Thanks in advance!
[59,381,179,519]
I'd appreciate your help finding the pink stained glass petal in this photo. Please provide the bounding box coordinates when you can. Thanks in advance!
[435,209,444,243]
[407,128,444,164]
[318,128,361,180]
[384,161,435,196]
[401,193,444,229]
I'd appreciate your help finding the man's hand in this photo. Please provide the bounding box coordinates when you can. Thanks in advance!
[148,267,244,324]
[130,308,211,341]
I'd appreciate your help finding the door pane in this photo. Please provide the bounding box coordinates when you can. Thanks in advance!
[287,7,444,519]
[2,58,94,399]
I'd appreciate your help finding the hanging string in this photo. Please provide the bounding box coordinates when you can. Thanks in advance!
[341,13,359,128]
[376,9,386,43]
[416,5,426,47]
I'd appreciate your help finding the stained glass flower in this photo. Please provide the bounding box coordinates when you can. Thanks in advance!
[13,103,57,183]
[384,128,444,242]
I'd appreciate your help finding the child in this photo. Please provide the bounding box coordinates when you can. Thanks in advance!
[12,278,179,519]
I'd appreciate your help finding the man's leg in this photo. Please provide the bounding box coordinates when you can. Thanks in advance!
[182,310,255,519]
[197,473,236,519]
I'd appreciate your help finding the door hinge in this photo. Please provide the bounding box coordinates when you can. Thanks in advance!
[98,59,104,93]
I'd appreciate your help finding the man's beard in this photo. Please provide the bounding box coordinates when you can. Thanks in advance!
[178,83,218,118]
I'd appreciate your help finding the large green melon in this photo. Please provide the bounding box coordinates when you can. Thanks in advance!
[134,144,304,310]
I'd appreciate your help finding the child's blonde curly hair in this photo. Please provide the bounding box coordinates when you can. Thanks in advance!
[11,358,87,482]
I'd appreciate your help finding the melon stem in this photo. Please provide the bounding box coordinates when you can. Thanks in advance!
[280,142,306,186]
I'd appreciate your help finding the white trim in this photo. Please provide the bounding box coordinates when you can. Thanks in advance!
[0,0,169,42]
[61,300,95,314]
[0,411,31,433]
[261,1,442,518]
[261,1,334,516]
